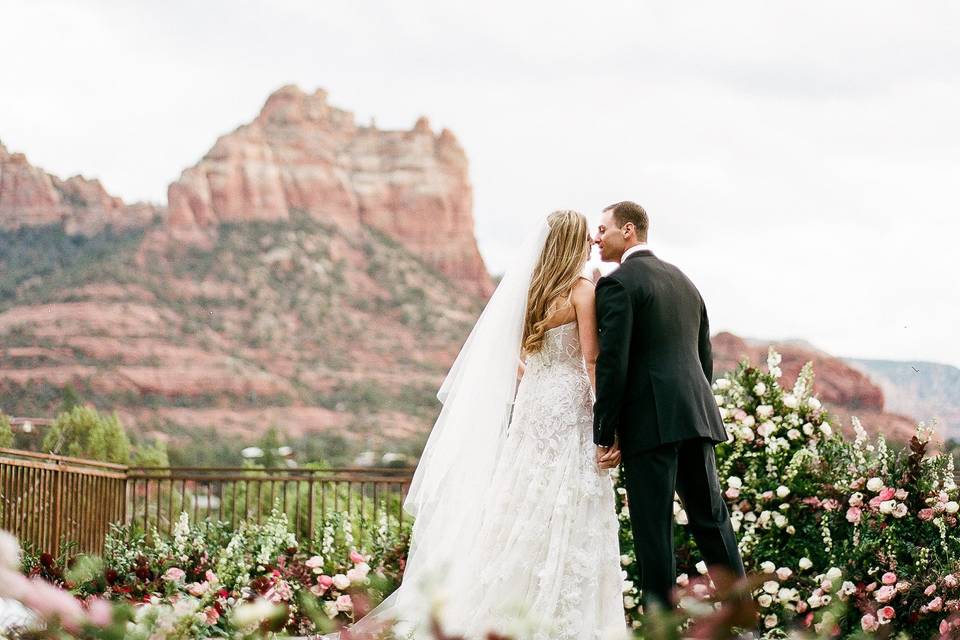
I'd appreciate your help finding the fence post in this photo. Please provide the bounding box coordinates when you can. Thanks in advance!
[51,464,63,557]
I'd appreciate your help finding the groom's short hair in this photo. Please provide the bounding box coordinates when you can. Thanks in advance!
[603,201,649,240]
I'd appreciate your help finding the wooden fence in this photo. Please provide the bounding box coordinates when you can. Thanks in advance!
[0,448,414,556]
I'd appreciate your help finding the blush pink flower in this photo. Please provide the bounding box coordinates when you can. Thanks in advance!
[928,597,944,612]
[925,584,937,596]
[878,488,896,502]
[846,507,862,524]
[882,572,898,585]
[945,574,958,588]
[919,508,935,521]
[335,594,353,612]
[861,613,879,632]
[204,606,220,624]
[318,575,334,588]
[349,551,366,564]
[875,585,896,603]
[163,567,185,582]
[85,598,113,627]
[878,605,895,622]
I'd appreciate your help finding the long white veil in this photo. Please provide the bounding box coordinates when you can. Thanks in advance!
[347,218,551,637]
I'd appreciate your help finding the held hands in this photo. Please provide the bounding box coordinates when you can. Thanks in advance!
[596,438,621,470]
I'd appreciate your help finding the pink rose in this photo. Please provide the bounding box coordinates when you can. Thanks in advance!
[895,489,909,501]
[725,487,740,499]
[919,508,935,521]
[875,585,896,603]
[163,567,186,582]
[204,606,220,624]
[349,550,366,564]
[319,575,334,588]
[861,614,879,632]
[822,498,840,511]
[796,600,808,613]
[85,598,113,627]
[944,574,959,588]
[929,597,944,612]
[925,584,937,596]
[865,582,878,593]
[846,507,862,524]
[878,488,896,501]
[882,572,897,585]
[878,605,895,621]
[336,594,353,612]
[205,570,218,583]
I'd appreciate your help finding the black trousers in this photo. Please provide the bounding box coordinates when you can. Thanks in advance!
[621,437,745,609]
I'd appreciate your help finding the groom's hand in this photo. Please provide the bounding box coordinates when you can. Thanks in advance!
[596,438,621,469]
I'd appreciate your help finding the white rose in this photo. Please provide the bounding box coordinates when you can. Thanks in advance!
[742,415,756,428]
[776,486,791,498]
[799,557,813,570]
[728,476,743,489]
[866,477,885,492]
[807,397,822,410]
[879,500,896,515]
[760,561,776,574]
[774,514,788,528]
[778,588,797,603]
[783,394,799,409]
[757,594,773,608]
[786,429,800,440]
[623,595,636,609]
[676,573,690,587]
[763,581,779,595]
[754,383,767,397]
[756,405,774,419]
[332,574,351,590]
[714,394,725,406]
[946,501,959,514]
[757,422,773,438]
[764,614,779,628]
[740,427,755,441]
[786,525,796,534]
[696,561,708,575]
[323,600,339,618]
[622,580,633,593]
[802,423,814,436]
[715,378,731,390]
[820,422,833,437]
[621,554,633,566]
[826,567,843,581]
[776,567,793,581]
[892,503,908,518]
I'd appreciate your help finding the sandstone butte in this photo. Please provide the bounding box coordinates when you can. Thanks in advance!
[1,84,494,298]
[0,85,923,446]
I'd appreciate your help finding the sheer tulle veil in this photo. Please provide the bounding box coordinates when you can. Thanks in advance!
[346,218,552,636]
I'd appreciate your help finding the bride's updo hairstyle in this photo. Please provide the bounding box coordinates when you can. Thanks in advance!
[522,210,590,355]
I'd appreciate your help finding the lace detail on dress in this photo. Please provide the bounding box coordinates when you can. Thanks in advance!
[440,321,626,639]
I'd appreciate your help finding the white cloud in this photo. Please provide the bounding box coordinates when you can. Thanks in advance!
[1,0,958,366]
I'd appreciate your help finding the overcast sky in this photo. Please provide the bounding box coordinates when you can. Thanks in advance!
[3,0,959,367]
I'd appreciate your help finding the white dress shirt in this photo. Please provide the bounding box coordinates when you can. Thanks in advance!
[620,243,652,263]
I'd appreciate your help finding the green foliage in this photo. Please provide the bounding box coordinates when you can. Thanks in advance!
[131,439,170,467]
[42,405,131,463]
[0,411,13,448]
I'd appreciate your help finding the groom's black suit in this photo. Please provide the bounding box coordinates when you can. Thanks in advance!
[593,249,745,609]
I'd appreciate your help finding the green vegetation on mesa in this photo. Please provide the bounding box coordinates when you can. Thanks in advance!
[0,214,477,465]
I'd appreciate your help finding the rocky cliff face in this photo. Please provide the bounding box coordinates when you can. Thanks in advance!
[712,332,921,442]
[0,141,157,235]
[167,85,492,297]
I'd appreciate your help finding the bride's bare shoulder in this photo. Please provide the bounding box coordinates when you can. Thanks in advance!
[571,277,595,304]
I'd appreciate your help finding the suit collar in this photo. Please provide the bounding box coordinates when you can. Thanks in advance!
[621,248,654,263]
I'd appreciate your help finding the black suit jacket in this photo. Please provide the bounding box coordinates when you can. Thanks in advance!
[593,250,726,454]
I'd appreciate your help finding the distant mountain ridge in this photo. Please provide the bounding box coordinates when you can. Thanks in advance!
[846,358,960,439]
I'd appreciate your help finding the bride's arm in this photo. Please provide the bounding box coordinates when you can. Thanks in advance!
[572,278,599,392]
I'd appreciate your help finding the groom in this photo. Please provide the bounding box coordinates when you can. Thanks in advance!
[591,201,745,611]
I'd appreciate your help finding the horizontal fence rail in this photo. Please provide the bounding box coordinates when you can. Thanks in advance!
[0,448,127,556]
[0,448,414,556]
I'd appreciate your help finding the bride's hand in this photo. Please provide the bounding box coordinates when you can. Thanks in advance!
[596,438,621,469]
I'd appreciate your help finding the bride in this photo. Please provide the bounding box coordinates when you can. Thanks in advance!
[345,211,626,639]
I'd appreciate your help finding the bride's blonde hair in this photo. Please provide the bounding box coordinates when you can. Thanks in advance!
[522,210,590,355]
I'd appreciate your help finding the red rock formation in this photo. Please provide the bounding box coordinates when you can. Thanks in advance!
[0,140,157,234]
[712,332,920,442]
[167,85,493,296]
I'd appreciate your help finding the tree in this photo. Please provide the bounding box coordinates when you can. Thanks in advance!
[42,406,131,464]
[0,412,12,448]
[131,439,170,468]
[58,384,84,414]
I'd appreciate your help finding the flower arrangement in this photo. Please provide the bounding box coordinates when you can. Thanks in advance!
[616,348,960,638]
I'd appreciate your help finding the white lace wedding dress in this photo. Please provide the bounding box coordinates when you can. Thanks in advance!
[437,320,626,638]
